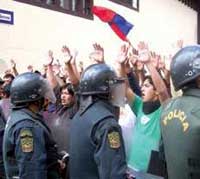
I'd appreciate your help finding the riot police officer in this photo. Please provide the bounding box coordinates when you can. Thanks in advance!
[161,45,200,179]
[69,63,129,179]
[3,72,63,179]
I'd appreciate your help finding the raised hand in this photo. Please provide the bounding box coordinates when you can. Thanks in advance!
[10,59,16,68]
[129,53,137,66]
[150,51,159,69]
[177,39,183,49]
[27,65,33,72]
[129,47,138,63]
[70,49,78,64]
[158,55,165,70]
[44,50,54,66]
[116,44,129,64]
[61,45,72,64]
[89,43,104,64]
[137,41,150,63]
[165,54,173,71]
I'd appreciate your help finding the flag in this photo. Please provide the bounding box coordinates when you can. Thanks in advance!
[92,6,133,41]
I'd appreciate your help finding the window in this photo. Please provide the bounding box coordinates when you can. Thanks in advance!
[109,0,139,11]
[14,0,93,19]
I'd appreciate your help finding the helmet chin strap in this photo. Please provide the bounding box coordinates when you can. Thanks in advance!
[79,96,93,115]
[28,98,45,113]
[12,103,29,109]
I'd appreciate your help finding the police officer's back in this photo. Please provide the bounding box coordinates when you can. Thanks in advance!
[69,64,128,179]
[161,46,200,179]
[3,72,62,179]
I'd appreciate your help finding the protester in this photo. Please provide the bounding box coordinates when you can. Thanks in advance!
[0,79,4,100]
[2,74,14,86]
[116,42,170,178]
[0,84,12,121]
[43,47,79,179]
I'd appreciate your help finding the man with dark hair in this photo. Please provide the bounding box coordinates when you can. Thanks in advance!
[47,83,77,150]
[44,83,78,179]
[116,43,169,178]
[161,45,200,179]
[56,83,76,118]
[2,74,14,86]
[0,83,12,123]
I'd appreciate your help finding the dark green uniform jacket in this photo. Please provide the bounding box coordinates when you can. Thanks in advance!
[161,88,200,179]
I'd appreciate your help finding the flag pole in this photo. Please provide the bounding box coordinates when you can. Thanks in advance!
[127,39,136,53]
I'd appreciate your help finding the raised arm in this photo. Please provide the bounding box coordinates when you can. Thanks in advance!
[70,49,81,80]
[137,41,170,103]
[61,45,79,86]
[10,59,18,76]
[115,44,136,105]
[45,50,58,89]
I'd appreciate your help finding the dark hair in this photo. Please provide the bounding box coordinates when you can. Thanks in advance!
[2,84,11,97]
[143,74,169,91]
[143,76,156,90]
[3,73,14,81]
[60,83,74,96]
[34,70,41,75]
[0,78,4,84]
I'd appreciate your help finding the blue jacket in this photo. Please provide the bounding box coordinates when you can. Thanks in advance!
[3,108,60,179]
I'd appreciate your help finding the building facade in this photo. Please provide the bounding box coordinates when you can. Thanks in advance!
[0,0,198,73]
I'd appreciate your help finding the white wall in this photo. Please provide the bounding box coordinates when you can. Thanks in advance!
[0,0,198,74]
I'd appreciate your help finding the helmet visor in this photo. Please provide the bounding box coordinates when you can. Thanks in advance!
[110,80,126,107]
[40,78,57,104]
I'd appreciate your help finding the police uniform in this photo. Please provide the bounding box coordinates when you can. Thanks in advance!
[3,107,61,179]
[161,88,200,179]
[69,63,128,179]
[70,100,127,179]
[161,45,200,179]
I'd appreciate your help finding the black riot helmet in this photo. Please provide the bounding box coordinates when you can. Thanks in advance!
[10,72,56,105]
[171,45,200,91]
[79,63,126,107]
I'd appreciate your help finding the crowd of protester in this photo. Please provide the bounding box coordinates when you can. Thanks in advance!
[0,39,187,179]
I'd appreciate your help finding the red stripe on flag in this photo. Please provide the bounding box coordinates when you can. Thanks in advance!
[92,6,116,22]
[110,23,127,41]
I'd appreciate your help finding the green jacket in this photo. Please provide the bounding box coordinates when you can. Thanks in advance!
[161,88,200,179]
